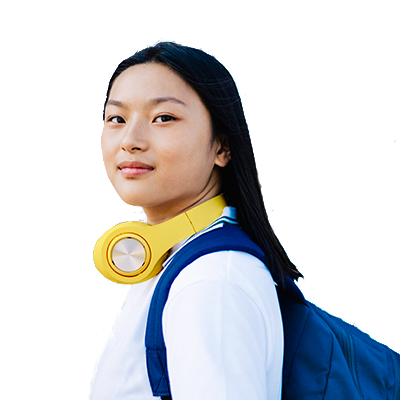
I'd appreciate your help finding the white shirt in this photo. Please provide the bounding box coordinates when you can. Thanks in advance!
[90,207,283,400]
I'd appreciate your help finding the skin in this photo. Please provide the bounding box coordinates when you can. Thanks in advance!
[102,63,231,225]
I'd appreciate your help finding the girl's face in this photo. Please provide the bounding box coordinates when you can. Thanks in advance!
[102,63,230,225]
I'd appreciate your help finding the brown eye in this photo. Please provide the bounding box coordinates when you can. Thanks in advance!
[154,115,176,123]
[109,116,125,124]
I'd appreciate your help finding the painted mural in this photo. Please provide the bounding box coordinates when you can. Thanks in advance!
[87,36,400,390]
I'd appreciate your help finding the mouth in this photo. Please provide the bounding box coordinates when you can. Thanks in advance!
[118,161,154,178]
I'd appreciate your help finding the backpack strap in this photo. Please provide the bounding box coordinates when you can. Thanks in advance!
[145,223,304,397]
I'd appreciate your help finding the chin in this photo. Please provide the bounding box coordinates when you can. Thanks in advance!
[121,196,142,207]
[113,190,140,206]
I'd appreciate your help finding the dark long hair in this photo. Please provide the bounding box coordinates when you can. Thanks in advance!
[103,42,302,286]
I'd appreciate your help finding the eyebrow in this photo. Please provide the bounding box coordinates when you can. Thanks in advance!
[106,96,186,109]
[147,96,186,106]
[107,99,127,108]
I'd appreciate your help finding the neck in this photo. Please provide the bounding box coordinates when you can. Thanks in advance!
[144,190,222,226]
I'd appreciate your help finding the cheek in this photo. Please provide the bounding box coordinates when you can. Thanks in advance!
[163,138,216,182]
[162,136,208,167]
[100,133,108,159]
[101,134,116,166]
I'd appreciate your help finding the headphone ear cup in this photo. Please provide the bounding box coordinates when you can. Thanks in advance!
[94,222,163,284]
[111,237,146,273]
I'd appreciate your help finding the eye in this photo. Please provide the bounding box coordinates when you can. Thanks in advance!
[153,115,176,123]
[108,116,125,124]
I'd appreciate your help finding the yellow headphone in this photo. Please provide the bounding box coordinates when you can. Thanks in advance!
[93,195,227,284]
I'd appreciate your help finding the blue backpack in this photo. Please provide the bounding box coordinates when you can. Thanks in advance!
[146,224,400,399]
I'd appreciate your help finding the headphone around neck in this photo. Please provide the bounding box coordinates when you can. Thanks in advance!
[93,195,228,284]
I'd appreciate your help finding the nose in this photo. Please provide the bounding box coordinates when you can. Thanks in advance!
[121,119,148,153]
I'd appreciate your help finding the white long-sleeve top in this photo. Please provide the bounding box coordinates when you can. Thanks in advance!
[90,208,283,400]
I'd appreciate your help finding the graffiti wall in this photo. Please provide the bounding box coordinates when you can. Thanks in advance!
[87,36,400,390]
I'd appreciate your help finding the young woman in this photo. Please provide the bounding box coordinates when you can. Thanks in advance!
[91,42,302,400]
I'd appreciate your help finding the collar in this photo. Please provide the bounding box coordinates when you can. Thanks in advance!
[163,206,238,268]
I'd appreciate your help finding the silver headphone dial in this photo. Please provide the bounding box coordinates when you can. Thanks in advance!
[111,238,146,273]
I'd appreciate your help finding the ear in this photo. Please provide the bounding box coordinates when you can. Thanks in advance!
[214,138,231,167]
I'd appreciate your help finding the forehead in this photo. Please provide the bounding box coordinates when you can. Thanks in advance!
[108,63,200,106]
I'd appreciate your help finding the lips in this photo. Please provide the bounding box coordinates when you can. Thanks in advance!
[118,161,154,178]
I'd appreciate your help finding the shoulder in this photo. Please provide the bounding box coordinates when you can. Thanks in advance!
[166,250,279,320]
[170,249,270,284]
